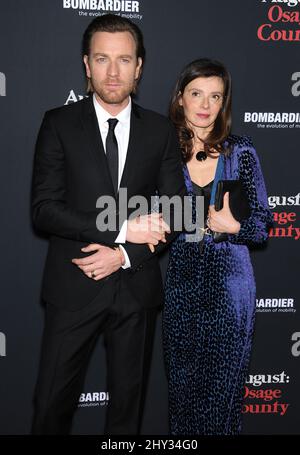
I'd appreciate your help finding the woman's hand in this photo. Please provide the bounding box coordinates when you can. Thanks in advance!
[208,192,241,234]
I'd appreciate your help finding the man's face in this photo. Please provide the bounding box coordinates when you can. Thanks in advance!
[84,31,142,110]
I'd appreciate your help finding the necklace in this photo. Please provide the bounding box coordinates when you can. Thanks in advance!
[196,151,207,161]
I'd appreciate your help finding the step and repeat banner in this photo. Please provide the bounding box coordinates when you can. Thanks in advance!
[0,0,299,435]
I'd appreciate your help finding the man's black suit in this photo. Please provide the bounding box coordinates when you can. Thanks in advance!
[31,96,186,434]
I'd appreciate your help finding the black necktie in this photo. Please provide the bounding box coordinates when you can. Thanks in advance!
[106,118,119,195]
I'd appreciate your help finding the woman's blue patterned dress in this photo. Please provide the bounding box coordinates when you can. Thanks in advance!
[163,135,272,435]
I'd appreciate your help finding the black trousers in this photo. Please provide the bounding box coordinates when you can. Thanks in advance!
[31,274,158,435]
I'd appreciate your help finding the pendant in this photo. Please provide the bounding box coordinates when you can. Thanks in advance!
[196,151,207,161]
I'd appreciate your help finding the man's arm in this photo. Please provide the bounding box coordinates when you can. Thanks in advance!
[32,112,120,245]
[123,122,186,270]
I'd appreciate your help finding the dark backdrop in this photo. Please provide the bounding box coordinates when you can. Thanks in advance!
[0,0,299,435]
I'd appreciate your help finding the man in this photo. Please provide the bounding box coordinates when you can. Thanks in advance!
[31,14,185,435]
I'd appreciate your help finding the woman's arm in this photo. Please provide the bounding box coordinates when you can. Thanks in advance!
[228,142,273,245]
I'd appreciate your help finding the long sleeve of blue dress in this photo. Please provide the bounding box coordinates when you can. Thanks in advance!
[228,141,273,245]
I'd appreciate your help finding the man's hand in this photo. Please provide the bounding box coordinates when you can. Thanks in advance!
[208,192,241,234]
[126,213,171,246]
[72,244,124,281]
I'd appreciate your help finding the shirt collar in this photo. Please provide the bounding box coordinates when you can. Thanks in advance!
[93,93,132,126]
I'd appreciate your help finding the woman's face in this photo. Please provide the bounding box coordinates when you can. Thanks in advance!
[179,76,224,134]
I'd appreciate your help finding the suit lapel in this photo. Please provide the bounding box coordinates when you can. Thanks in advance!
[80,96,115,196]
[119,103,142,190]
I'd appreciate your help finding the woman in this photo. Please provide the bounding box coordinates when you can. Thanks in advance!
[163,58,273,435]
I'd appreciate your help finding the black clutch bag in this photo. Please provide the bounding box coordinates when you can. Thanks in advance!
[213,180,251,243]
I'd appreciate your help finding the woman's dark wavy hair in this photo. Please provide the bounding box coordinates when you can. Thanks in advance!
[169,58,232,162]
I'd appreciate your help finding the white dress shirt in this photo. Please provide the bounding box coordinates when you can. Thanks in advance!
[93,94,131,269]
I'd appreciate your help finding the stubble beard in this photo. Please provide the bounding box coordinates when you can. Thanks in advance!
[93,81,136,106]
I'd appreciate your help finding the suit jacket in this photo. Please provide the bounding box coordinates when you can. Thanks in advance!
[32,96,186,311]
